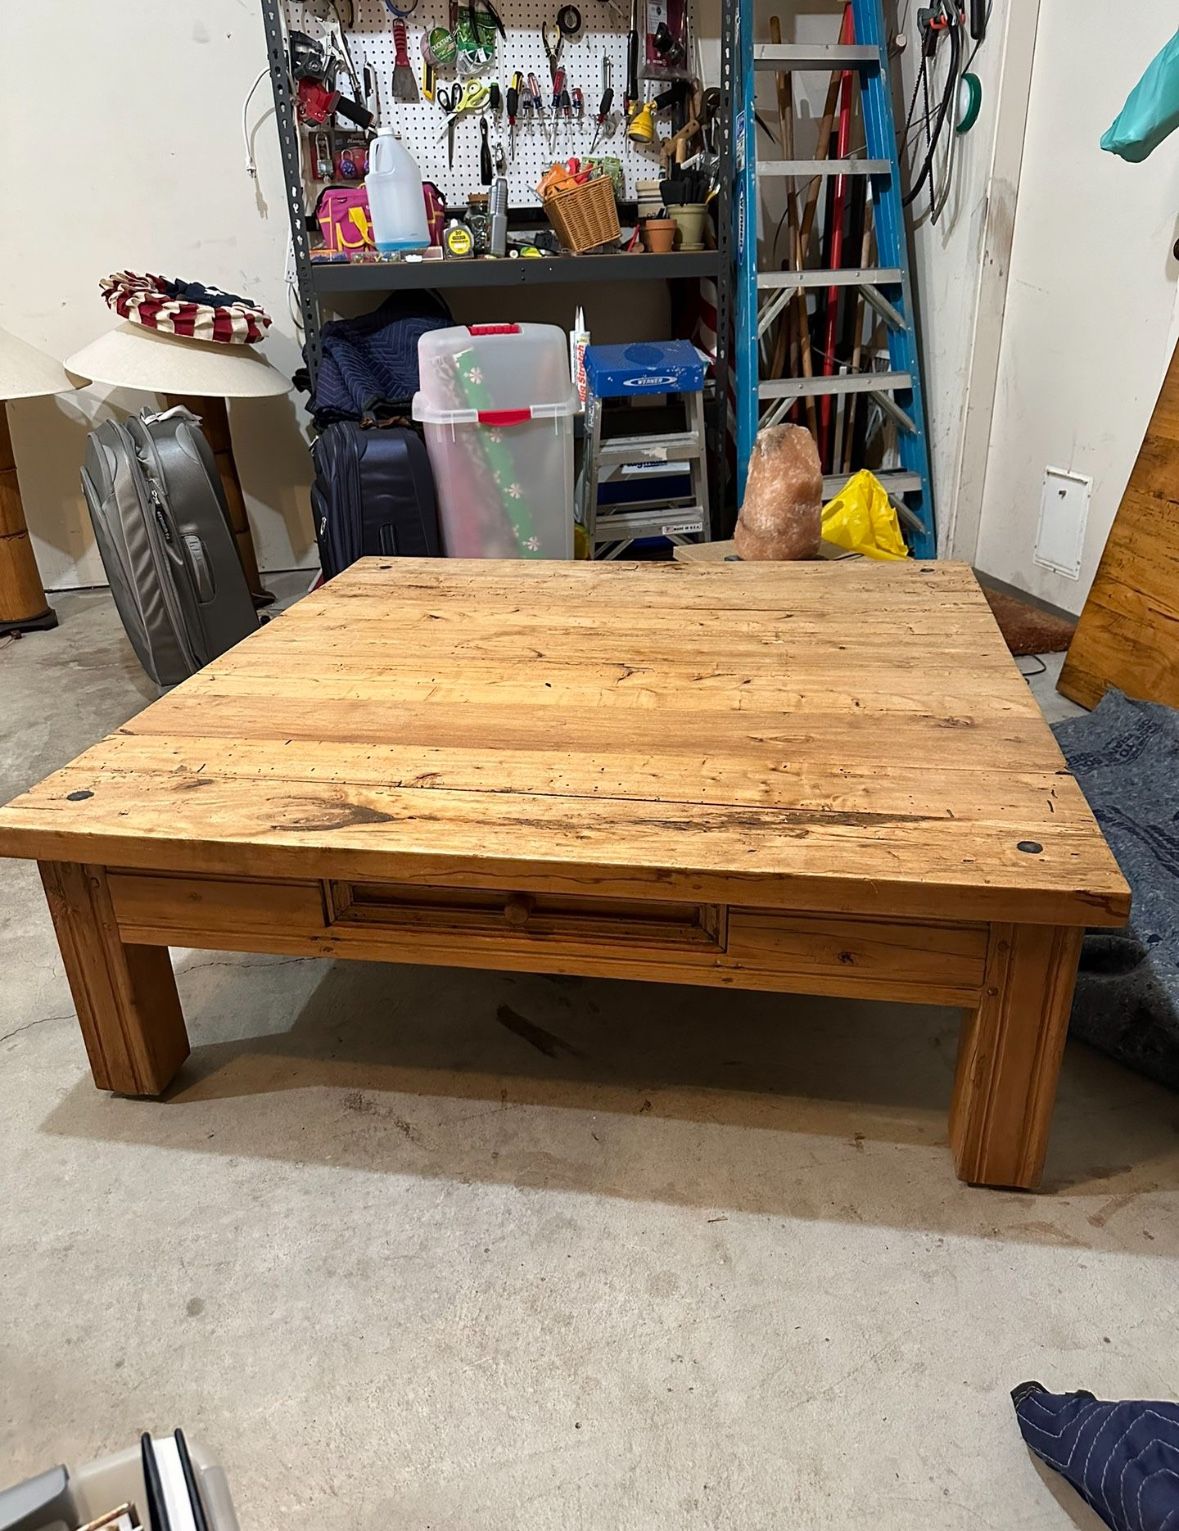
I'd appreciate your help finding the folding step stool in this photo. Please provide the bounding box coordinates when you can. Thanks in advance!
[578,341,711,560]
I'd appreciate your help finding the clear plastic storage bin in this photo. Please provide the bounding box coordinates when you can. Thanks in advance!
[413,323,579,559]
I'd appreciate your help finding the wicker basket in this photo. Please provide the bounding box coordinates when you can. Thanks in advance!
[544,176,620,254]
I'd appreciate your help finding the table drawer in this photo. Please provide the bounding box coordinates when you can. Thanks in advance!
[108,867,726,969]
[325,879,726,955]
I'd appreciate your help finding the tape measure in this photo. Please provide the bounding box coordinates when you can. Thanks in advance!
[956,71,982,134]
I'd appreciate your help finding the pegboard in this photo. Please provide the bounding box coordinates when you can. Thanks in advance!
[288,0,693,208]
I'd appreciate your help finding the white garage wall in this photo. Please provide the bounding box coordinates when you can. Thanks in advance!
[896,0,1039,554]
[971,3,1179,613]
[1,1,317,588]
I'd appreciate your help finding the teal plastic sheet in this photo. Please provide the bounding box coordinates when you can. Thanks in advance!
[1101,30,1179,162]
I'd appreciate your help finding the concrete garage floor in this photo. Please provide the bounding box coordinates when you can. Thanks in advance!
[2,586,1178,1531]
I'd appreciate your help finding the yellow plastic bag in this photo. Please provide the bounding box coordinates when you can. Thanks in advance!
[821,469,909,560]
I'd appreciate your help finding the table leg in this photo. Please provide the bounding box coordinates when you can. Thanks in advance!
[949,922,1083,1189]
[39,862,189,1096]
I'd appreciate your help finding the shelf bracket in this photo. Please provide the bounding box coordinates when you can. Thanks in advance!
[259,0,323,383]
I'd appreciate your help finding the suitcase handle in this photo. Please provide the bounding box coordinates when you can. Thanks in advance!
[184,534,216,603]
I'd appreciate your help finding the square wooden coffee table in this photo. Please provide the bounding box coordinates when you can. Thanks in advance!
[0,559,1129,1188]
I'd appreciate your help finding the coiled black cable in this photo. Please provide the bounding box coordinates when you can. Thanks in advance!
[901,1,961,209]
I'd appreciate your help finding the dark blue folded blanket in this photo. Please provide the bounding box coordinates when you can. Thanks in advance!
[1053,688,1179,1090]
[1013,1382,1179,1529]
[304,290,453,428]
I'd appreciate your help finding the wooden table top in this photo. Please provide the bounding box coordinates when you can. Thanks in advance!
[0,558,1129,927]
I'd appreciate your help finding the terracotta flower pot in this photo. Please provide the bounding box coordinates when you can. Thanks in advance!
[641,218,677,254]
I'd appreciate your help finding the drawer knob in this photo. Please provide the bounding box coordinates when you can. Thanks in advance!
[503,893,535,928]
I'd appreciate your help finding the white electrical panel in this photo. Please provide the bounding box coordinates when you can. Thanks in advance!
[1034,466,1091,580]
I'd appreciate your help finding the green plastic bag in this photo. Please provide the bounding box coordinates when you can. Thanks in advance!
[1101,31,1179,163]
[821,470,909,561]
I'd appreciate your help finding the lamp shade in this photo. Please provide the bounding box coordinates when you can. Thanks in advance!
[0,327,76,402]
[66,322,290,399]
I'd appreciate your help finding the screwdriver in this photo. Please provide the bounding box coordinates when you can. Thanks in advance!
[556,74,572,138]
[527,71,547,147]
[590,81,614,152]
[506,71,521,159]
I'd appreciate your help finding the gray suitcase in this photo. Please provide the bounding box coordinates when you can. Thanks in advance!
[81,407,259,687]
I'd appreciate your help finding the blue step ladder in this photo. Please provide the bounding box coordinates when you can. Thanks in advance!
[732,1,936,557]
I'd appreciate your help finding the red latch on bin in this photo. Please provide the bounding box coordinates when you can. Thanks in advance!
[467,324,521,335]
[477,407,532,426]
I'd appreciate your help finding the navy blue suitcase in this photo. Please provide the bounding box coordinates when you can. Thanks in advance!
[310,422,440,579]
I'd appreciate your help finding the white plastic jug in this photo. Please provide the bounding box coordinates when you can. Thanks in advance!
[365,130,430,253]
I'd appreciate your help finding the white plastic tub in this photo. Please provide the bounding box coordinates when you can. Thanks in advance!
[413,323,579,559]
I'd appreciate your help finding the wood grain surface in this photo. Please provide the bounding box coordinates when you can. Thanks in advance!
[40,862,189,1095]
[1,559,1128,927]
[102,867,989,1008]
[0,403,53,626]
[1059,341,1179,710]
[949,922,1084,1187]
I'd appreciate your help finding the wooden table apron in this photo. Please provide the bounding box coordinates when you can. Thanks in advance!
[2,559,1130,1191]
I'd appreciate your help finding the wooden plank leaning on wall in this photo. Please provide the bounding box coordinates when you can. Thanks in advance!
[1059,340,1179,710]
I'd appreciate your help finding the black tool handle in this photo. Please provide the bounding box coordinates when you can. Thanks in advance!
[480,117,492,183]
[506,81,519,122]
[334,94,373,130]
[597,85,614,120]
[626,30,638,107]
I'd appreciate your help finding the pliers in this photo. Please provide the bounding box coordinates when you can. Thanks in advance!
[541,19,563,80]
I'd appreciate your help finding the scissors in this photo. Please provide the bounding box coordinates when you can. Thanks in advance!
[437,78,490,163]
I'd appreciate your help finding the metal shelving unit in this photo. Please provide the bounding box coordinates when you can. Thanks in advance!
[259,0,735,525]
[310,250,722,293]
